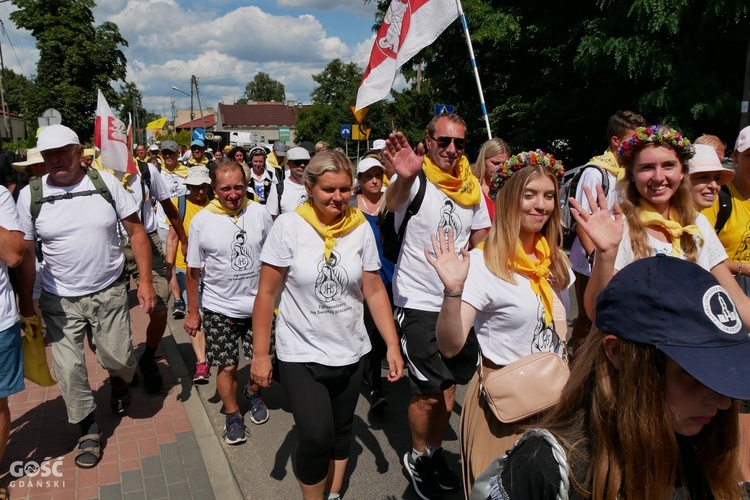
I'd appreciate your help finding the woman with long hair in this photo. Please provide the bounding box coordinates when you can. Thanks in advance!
[251,150,404,500]
[427,151,569,496]
[472,137,510,221]
[474,256,747,499]
[577,125,750,327]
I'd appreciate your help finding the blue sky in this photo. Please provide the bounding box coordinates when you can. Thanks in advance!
[0,0,382,117]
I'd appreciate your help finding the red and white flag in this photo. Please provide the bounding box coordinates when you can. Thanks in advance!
[355,0,459,111]
[94,89,137,174]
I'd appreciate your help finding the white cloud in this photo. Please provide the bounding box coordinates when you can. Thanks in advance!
[275,0,376,16]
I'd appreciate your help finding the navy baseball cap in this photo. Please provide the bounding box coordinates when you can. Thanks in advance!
[596,255,750,400]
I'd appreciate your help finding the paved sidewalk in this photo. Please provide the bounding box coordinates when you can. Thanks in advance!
[0,287,241,500]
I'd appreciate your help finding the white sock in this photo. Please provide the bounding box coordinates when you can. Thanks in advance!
[411,448,427,460]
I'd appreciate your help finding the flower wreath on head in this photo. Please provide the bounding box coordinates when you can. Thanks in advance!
[617,125,694,164]
[488,150,565,200]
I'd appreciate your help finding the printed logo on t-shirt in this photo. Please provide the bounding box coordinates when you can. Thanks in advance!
[168,176,182,197]
[531,302,562,354]
[436,198,462,239]
[314,250,349,303]
[297,193,308,206]
[231,231,254,271]
[732,222,750,261]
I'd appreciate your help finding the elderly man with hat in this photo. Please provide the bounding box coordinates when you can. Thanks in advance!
[185,139,210,167]
[265,146,310,219]
[15,124,156,469]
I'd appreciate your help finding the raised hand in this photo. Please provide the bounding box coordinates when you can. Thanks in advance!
[383,132,425,180]
[569,185,623,254]
[424,228,470,295]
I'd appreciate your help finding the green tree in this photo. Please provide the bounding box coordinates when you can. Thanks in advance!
[244,72,286,102]
[2,69,32,115]
[295,59,390,150]
[10,0,128,138]
[116,81,159,132]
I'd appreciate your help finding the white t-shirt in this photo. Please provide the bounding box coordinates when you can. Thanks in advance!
[570,168,619,275]
[260,212,380,366]
[0,186,19,330]
[265,178,308,216]
[156,169,189,230]
[462,248,567,366]
[392,175,491,312]
[124,163,171,233]
[186,203,272,318]
[17,171,138,297]
[614,213,727,272]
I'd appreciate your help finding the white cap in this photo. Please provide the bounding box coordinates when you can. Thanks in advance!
[183,166,211,186]
[357,157,385,174]
[372,139,386,151]
[736,126,750,153]
[287,147,311,161]
[37,124,80,152]
[149,144,160,152]
[689,144,734,185]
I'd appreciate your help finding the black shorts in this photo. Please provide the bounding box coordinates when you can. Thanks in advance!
[396,307,479,395]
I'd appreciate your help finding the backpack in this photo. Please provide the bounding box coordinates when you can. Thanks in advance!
[136,160,154,221]
[30,168,116,224]
[560,162,611,249]
[378,170,427,263]
[714,184,732,234]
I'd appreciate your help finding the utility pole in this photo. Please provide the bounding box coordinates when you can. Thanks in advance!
[190,75,196,140]
[170,98,176,131]
[0,22,10,141]
[741,39,750,130]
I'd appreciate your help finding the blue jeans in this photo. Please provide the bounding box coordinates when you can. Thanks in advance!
[175,269,203,318]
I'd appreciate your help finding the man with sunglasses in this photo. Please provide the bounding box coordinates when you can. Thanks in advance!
[265,147,310,219]
[184,139,210,168]
[385,113,490,499]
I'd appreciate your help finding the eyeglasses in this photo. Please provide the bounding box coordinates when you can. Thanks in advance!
[429,135,466,150]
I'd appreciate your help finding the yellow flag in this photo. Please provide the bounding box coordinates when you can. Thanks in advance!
[146,117,168,131]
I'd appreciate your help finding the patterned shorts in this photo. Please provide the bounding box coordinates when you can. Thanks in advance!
[202,309,275,367]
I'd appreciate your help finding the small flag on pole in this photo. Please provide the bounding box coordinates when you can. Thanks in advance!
[146,117,168,131]
[95,89,137,174]
[355,0,460,111]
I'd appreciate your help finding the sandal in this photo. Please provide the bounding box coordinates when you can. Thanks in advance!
[110,376,131,414]
[75,433,102,469]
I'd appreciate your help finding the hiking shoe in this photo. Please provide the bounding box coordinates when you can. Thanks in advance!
[242,386,269,424]
[403,452,442,500]
[139,353,163,394]
[193,362,210,385]
[110,376,131,414]
[171,299,186,319]
[222,414,248,445]
[431,447,461,491]
[369,389,388,411]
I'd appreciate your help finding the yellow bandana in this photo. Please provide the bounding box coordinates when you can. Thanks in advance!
[512,234,554,325]
[205,197,252,220]
[166,163,190,179]
[588,149,624,181]
[295,200,366,261]
[422,155,481,205]
[638,202,703,257]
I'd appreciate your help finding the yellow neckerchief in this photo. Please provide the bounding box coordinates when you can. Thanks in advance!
[638,201,703,256]
[422,154,481,205]
[588,149,624,181]
[511,234,554,326]
[295,199,366,261]
[205,197,252,220]
[188,156,209,167]
[165,163,190,179]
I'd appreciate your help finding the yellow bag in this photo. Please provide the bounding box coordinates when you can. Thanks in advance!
[20,315,56,387]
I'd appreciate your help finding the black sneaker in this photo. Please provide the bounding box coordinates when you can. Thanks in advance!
[139,353,163,394]
[171,299,186,319]
[369,389,388,411]
[403,452,442,499]
[430,448,461,491]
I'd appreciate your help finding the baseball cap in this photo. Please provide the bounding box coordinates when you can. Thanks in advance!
[688,144,734,185]
[287,147,310,162]
[372,139,387,151]
[183,166,211,186]
[357,157,385,175]
[596,255,750,400]
[735,126,750,153]
[37,124,80,152]
[273,142,288,157]
[149,144,160,152]
[12,148,44,174]
[161,140,179,153]
[190,139,205,149]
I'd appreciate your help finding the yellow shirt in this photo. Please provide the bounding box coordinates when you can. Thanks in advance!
[701,182,750,262]
[167,197,209,270]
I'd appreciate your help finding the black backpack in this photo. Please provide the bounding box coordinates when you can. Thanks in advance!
[378,170,427,263]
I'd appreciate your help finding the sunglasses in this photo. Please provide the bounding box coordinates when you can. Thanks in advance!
[429,135,466,150]
[288,160,308,166]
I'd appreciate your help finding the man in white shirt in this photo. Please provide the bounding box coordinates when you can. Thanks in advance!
[16,125,156,469]
[385,113,490,499]
[266,147,310,219]
[247,147,276,205]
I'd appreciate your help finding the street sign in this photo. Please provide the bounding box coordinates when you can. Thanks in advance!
[434,104,455,116]
[341,124,352,139]
[193,128,205,141]
[352,124,370,141]
[279,128,291,141]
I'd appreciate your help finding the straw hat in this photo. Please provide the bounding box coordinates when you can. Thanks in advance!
[12,148,44,174]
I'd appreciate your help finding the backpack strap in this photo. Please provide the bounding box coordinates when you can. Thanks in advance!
[715,184,732,234]
[276,180,285,215]
[177,194,187,221]
[398,169,427,243]
[29,175,44,224]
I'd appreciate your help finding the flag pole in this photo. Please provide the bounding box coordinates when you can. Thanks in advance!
[455,0,492,140]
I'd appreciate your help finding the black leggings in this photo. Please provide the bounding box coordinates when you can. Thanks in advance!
[279,359,363,485]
